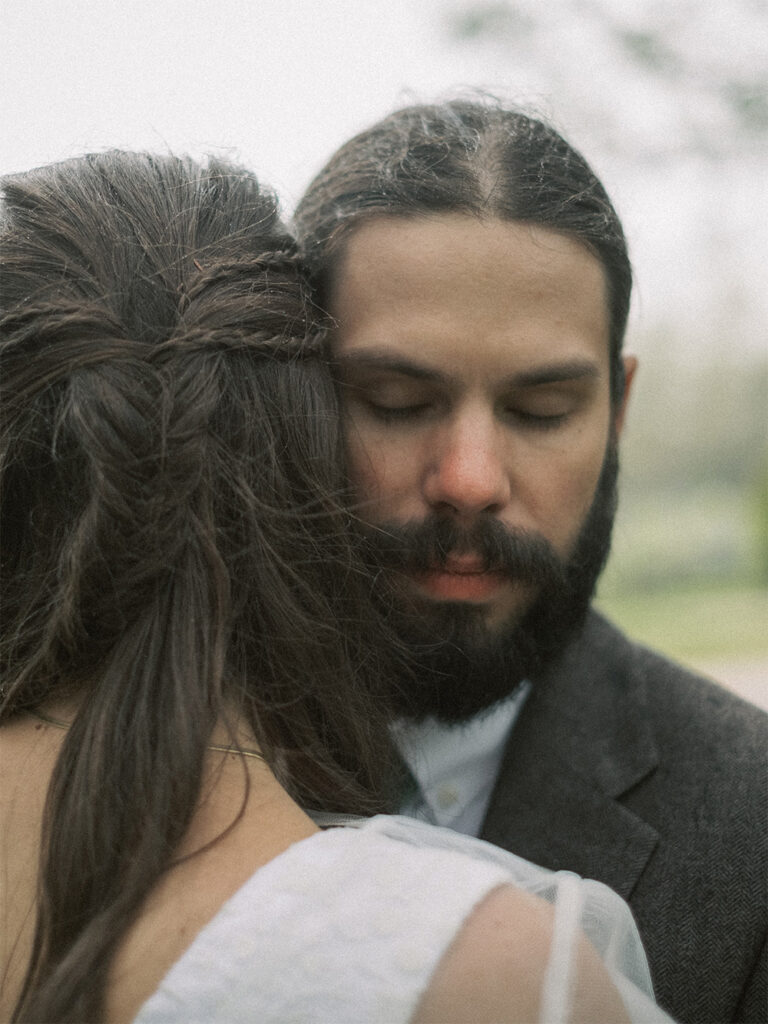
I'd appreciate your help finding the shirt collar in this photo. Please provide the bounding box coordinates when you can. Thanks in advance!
[392,682,531,836]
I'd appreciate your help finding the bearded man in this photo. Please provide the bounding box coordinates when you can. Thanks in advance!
[294,100,767,1024]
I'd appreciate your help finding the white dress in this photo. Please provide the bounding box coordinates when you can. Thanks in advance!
[134,814,673,1023]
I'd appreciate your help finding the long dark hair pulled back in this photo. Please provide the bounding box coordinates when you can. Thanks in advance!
[0,152,397,1022]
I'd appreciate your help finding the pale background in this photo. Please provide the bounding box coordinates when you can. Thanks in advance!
[3,0,766,707]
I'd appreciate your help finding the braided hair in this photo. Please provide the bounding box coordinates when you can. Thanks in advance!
[0,152,399,1022]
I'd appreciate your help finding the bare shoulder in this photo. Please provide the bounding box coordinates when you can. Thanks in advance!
[412,884,630,1024]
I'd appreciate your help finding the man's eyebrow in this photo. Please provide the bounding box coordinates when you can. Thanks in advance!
[509,360,601,388]
[333,352,448,383]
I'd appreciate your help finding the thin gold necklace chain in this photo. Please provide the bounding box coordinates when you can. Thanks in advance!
[27,707,266,762]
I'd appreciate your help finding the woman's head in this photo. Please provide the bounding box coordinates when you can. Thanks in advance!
[1,152,398,1021]
[1,150,394,791]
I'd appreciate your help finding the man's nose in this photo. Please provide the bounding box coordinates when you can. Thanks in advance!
[423,412,511,517]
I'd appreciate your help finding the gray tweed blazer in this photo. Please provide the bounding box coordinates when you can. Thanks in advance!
[480,610,767,1024]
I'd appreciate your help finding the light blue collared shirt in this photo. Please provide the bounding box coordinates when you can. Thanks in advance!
[392,682,531,837]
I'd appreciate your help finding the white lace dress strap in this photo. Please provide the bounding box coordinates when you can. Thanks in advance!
[358,815,672,1023]
[134,824,512,1024]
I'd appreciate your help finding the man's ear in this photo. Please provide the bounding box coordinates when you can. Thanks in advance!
[614,355,637,437]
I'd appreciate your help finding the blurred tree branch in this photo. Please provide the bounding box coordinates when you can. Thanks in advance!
[443,0,767,162]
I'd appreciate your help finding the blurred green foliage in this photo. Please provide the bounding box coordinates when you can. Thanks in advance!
[598,349,767,659]
[596,585,768,661]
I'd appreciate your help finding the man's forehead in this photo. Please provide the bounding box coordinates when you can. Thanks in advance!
[328,213,611,365]
[333,213,602,276]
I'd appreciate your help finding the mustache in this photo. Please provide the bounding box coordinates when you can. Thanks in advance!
[356,515,567,587]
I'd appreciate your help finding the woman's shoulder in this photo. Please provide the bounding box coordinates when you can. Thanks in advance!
[133,821,515,1024]
[412,882,629,1024]
[134,816,670,1024]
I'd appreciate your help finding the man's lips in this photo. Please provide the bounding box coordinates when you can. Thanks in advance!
[442,554,487,574]
[407,556,508,602]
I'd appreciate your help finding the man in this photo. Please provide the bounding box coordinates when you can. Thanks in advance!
[294,100,767,1023]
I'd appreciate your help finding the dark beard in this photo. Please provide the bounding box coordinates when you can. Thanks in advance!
[358,441,619,724]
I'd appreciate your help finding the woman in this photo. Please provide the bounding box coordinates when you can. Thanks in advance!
[0,152,671,1023]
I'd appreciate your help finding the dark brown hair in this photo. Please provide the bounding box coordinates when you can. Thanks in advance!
[0,151,398,1021]
[294,98,632,405]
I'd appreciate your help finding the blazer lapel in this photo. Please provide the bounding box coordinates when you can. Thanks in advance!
[480,610,660,900]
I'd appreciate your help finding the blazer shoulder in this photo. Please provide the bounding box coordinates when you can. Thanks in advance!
[605,613,766,755]
[585,611,767,811]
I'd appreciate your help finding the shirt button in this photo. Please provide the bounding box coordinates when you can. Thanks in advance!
[436,783,460,809]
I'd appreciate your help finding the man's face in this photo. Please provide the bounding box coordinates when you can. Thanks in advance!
[329,214,635,719]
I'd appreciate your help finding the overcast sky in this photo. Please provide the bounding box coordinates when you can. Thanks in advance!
[3,0,765,357]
